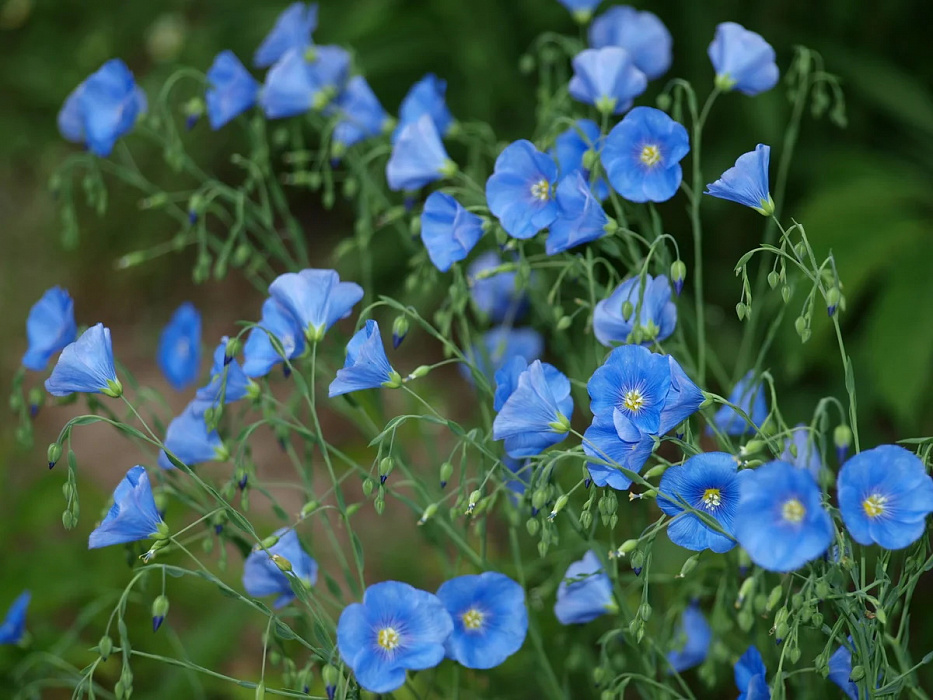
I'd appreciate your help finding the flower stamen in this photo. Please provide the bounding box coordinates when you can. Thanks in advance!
[461,608,485,631]
[862,493,888,519]
[702,488,721,510]
[530,178,551,201]
[622,388,645,413]
[377,627,401,651]
[640,144,661,167]
[782,498,805,523]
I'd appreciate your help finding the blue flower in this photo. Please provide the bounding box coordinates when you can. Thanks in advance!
[386,114,454,191]
[493,356,528,412]
[735,645,771,700]
[569,47,647,115]
[658,356,705,435]
[195,337,256,407]
[828,642,860,700]
[242,528,318,607]
[22,287,76,371]
[395,73,453,142]
[582,411,654,490]
[436,572,528,669]
[158,400,227,470]
[157,302,201,391]
[260,46,350,118]
[485,140,559,240]
[467,251,528,323]
[667,603,711,672]
[206,51,260,129]
[88,466,165,549]
[588,7,672,80]
[269,268,364,342]
[551,119,608,200]
[0,592,30,645]
[547,171,610,255]
[332,76,390,151]
[734,460,833,572]
[337,581,453,694]
[587,344,672,433]
[461,327,543,384]
[658,452,745,553]
[554,550,616,624]
[708,22,779,96]
[556,0,602,20]
[779,424,821,479]
[45,323,122,397]
[243,297,306,378]
[329,320,401,397]
[421,191,484,272]
[254,2,318,68]
[705,144,774,215]
[837,445,933,550]
[493,360,573,458]
[58,59,147,157]
[602,106,689,203]
[711,371,768,436]
[593,274,677,347]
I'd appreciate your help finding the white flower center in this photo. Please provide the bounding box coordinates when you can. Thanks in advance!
[377,627,400,651]
[782,498,805,524]
[702,488,721,511]
[640,144,661,167]
[530,178,551,201]
[461,608,485,631]
[862,493,888,519]
[622,388,645,413]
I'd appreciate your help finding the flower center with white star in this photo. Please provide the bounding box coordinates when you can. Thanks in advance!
[640,144,661,167]
[530,178,551,201]
[782,498,805,523]
[377,627,400,651]
[622,388,645,413]
[702,488,721,510]
[461,608,485,631]
[862,493,888,518]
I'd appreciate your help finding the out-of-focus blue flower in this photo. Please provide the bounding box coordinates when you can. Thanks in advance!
[58,59,147,157]
[436,572,528,669]
[493,356,527,412]
[206,51,260,130]
[735,645,770,700]
[602,106,689,203]
[421,191,484,272]
[503,455,533,500]
[467,252,528,323]
[779,424,821,479]
[269,268,364,342]
[667,603,711,672]
[22,287,76,371]
[254,2,318,68]
[658,452,745,553]
[547,171,610,255]
[196,337,256,407]
[88,466,165,549]
[711,371,768,436]
[554,551,616,624]
[493,360,573,458]
[260,46,350,118]
[708,22,779,96]
[659,357,705,435]
[0,592,30,645]
[485,140,559,240]
[337,581,453,694]
[332,76,390,151]
[705,144,774,215]
[828,641,859,700]
[556,0,602,21]
[45,323,121,397]
[837,445,933,550]
[461,327,543,384]
[588,7,672,80]
[157,302,201,391]
[593,274,677,347]
[569,47,647,115]
[328,320,400,397]
[551,119,608,200]
[386,114,454,191]
[158,400,227,470]
[395,73,453,142]
[242,528,317,608]
[587,344,672,433]
[734,460,833,572]
[243,297,305,378]
[583,411,654,490]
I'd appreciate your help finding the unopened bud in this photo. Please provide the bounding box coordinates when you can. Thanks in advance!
[621,300,634,321]
[630,550,645,576]
[271,554,292,573]
[826,287,841,316]
[737,577,756,606]
[362,478,374,496]
[260,534,280,550]
[834,424,852,464]
[526,517,540,536]
[48,442,62,468]
[670,261,687,296]
[300,500,320,518]
[677,554,699,578]
[378,457,394,484]
[766,585,783,611]
[151,595,169,632]
[439,461,453,488]
[418,503,438,525]
[391,316,410,349]
[99,635,113,660]
[767,271,780,289]
[736,302,747,321]
[548,494,569,521]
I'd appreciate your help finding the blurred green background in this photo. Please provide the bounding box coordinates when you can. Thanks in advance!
[2,0,933,696]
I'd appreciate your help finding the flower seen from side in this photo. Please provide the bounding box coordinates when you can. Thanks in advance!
[593,274,677,347]
[394,73,453,141]
[45,323,122,398]
[242,528,318,608]
[254,2,318,68]
[711,370,768,436]
[667,603,711,672]
[779,424,822,479]
[242,297,305,378]
[206,51,260,129]
[554,550,616,624]
[386,114,455,191]
[828,641,860,700]
[420,191,484,272]
[195,337,257,407]
[332,76,391,152]
[705,144,774,215]
[588,6,672,80]
[546,170,611,255]
[569,47,647,115]
[493,360,573,458]
[158,400,228,470]
[735,645,771,700]
[708,22,779,96]
[260,46,351,118]
[658,356,705,435]
[22,287,77,371]
[88,466,166,549]
[328,320,401,397]
[157,302,201,391]
[269,268,364,342]
[486,139,559,240]
[0,592,31,645]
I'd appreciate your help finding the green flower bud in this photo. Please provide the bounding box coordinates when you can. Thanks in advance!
[271,554,292,574]
[766,585,783,611]
[378,457,394,482]
[548,494,569,521]
[152,595,169,632]
[767,271,780,289]
[736,302,747,321]
[678,554,699,578]
[99,635,113,660]
[322,664,339,692]
[374,496,385,514]
[526,517,540,536]
[260,534,280,550]
[638,602,652,621]
[439,461,454,488]
[670,260,686,295]
[48,443,62,468]
[555,316,573,331]
[300,500,320,518]
[781,285,791,303]
[418,503,438,525]
[391,316,410,349]
[621,300,634,321]
[849,665,865,682]
[579,510,593,529]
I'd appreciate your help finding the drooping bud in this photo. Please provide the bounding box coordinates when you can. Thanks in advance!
[439,461,454,488]
[378,457,394,484]
[361,478,374,496]
[621,300,634,321]
[260,534,280,550]
[767,271,780,289]
[677,554,699,579]
[391,315,410,349]
[548,494,569,521]
[151,594,169,632]
[826,287,841,316]
[630,550,645,576]
[466,489,481,514]
[99,634,113,660]
[300,500,320,519]
[766,585,783,611]
[323,664,339,700]
[418,503,438,525]
[48,442,62,469]
[271,554,293,574]
[670,260,687,295]
[834,424,852,464]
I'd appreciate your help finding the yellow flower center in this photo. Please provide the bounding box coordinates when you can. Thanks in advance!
[782,498,805,524]
[640,144,661,167]
[862,494,888,519]
[702,488,721,510]
[622,388,645,413]
[530,178,551,201]
[461,608,485,631]
[377,627,400,651]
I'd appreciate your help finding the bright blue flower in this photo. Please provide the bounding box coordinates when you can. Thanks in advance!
[551,119,608,200]
[243,297,306,378]
[328,320,400,397]
[493,360,573,458]
[658,356,705,435]
[254,2,318,68]
[711,371,768,436]
[260,46,350,119]
[779,424,822,479]
[588,7,672,80]
[485,140,559,240]
[58,59,147,157]
[837,444,933,550]
[569,47,647,115]
[556,0,602,21]
[593,274,677,347]
[158,400,227,470]
[708,22,779,96]
[467,251,528,323]
[587,344,672,433]
[602,106,689,203]
[195,337,255,406]
[386,114,454,191]
[705,144,774,215]
[0,592,30,645]
[828,642,859,700]
[337,581,453,694]
[436,572,528,669]
[269,268,364,342]
[547,171,610,255]
[667,603,711,672]
[735,645,771,700]
[242,527,318,608]
[395,73,453,142]
[157,302,201,391]
[734,460,833,572]
[45,323,121,397]
[22,287,76,371]
[462,327,543,384]
[332,76,390,151]
[583,410,654,490]
[658,452,746,553]
[206,51,260,129]
[88,466,165,549]
[421,191,484,272]
[554,550,615,624]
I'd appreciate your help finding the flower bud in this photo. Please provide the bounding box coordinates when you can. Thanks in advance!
[48,442,62,469]
[151,594,169,632]
[526,517,540,536]
[677,554,699,578]
[418,503,438,525]
[833,424,852,464]
[621,300,634,321]
[271,554,293,574]
[643,463,667,479]
[300,500,320,519]
[374,496,385,515]
[362,478,374,496]
[737,577,755,606]
[767,271,780,289]
[99,635,113,660]
[630,550,645,576]
[260,534,280,550]
[548,494,569,521]
[391,316,410,349]
[467,489,482,514]
[579,510,592,529]
[794,315,810,342]
[826,287,841,316]
[555,316,573,331]
[378,457,394,484]
[766,585,783,611]
[323,664,339,699]
[736,302,747,321]
[439,461,453,488]
[638,602,652,621]
[670,260,687,295]
[255,681,265,700]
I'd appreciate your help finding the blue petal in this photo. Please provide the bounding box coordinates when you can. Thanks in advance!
[22,287,77,371]
[493,360,572,457]
[589,7,672,80]
[78,59,144,157]
[711,370,768,435]
[667,604,711,672]
[546,171,609,254]
[254,2,318,68]
[157,302,201,390]
[485,140,558,240]
[708,22,779,96]
[569,47,647,114]
[242,528,317,608]
[0,591,31,645]
[421,191,484,272]
[88,466,163,549]
[467,251,528,323]
[394,73,453,141]
[45,323,118,396]
[328,320,396,397]
[159,400,225,469]
[386,114,450,192]
[705,144,772,210]
[587,344,672,432]
[243,297,305,378]
[582,412,653,490]
[460,326,543,384]
[554,550,614,624]
[268,268,363,339]
[260,49,316,119]
[206,50,260,129]
[333,75,389,148]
